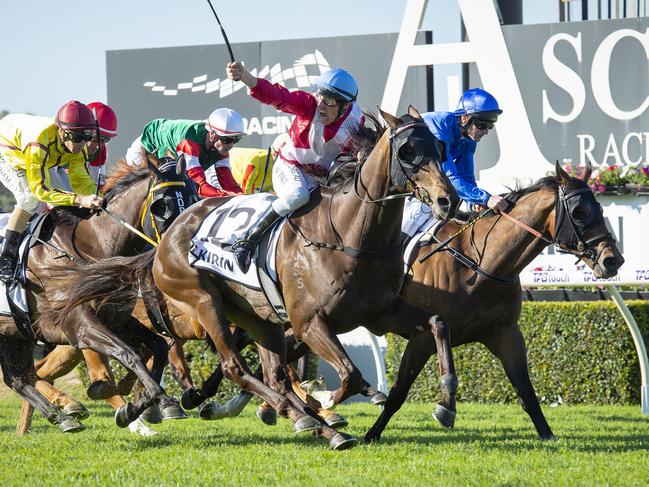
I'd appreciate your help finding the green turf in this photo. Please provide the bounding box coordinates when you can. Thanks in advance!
[0,398,647,486]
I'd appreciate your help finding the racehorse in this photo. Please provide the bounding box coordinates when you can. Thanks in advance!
[363,162,624,442]
[48,108,459,449]
[0,156,195,432]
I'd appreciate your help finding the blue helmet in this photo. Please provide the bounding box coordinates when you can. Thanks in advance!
[454,88,502,122]
[312,68,358,103]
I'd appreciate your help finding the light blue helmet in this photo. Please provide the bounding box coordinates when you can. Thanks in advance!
[312,68,358,103]
[454,88,502,122]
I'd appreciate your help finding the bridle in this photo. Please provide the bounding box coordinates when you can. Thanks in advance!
[288,116,444,259]
[417,182,614,283]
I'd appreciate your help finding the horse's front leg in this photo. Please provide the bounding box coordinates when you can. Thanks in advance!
[297,314,364,405]
[364,297,457,441]
[482,323,556,440]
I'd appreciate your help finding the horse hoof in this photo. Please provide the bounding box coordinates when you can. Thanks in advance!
[256,406,277,426]
[364,430,381,444]
[293,415,321,434]
[432,404,456,429]
[224,391,253,417]
[180,388,205,410]
[115,404,136,428]
[329,432,357,450]
[139,404,163,424]
[161,400,187,420]
[63,402,90,420]
[541,434,558,441]
[86,380,118,400]
[370,391,388,406]
[324,413,348,429]
[199,402,228,421]
[128,418,158,437]
[59,416,85,433]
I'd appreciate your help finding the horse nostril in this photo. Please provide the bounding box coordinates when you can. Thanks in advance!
[603,256,618,269]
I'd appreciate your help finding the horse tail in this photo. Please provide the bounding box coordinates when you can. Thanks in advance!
[45,249,157,327]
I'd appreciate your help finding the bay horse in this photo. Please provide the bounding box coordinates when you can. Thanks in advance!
[49,107,459,449]
[0,156,196,432]
[363,162,624,442]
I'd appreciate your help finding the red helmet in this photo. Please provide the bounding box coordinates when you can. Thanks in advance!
[87,102,118,137]
[56,101,95,131]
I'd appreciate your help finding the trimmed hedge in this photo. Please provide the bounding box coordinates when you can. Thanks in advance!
[385,301,649,404]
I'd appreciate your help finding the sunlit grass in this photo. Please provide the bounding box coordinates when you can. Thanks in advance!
[0,398,647,486]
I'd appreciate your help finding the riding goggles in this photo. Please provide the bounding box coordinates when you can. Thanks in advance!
[315,93,341,107]
[471,118,495,130]
[218,135,242,145]
[63,130,94,143]
[92,134,113,144]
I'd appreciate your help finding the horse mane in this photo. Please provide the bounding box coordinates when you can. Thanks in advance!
[316,111,385,191]
[50,160,151,228]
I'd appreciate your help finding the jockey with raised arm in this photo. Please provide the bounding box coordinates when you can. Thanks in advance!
[0,101,103,281]
[402,88,508,236]
[226,61,364,272]
[124,108,244,199]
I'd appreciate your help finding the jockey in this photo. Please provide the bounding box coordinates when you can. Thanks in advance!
[48,102,118,192]
[0,101,103,281]
[124,109,244,199]
[402,88,509,236]
[226,61,364,272]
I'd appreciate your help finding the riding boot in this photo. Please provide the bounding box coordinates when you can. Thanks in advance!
[0,230,22,282]
[232,207,281,273]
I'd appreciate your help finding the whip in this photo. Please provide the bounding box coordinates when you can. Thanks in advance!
[205,0,235,62]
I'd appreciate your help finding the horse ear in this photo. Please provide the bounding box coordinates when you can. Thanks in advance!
[176,153,187,176]
[408,105,422,119]
[581,161,592,182]
[378,106,400,129]
[555,160,571,186]
[145,152,163,178]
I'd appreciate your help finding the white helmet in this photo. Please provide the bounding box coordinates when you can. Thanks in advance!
[205,108,245,137]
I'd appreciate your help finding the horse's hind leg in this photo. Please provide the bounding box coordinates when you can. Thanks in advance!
[482,323,556,440]
[64,307,169,427]
[0,338,84,433]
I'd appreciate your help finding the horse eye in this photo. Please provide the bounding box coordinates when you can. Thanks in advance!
[571,206,588,221]
[398,143,417,162]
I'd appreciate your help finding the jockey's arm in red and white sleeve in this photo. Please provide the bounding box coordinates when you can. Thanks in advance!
[249,78,317,119]
[177,139,242,198]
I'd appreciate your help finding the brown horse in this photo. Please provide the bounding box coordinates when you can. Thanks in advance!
[362,162,624,442]
[50,108,459,449]
[0,156,195,432]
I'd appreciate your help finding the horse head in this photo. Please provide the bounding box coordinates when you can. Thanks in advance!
[379,106,458,220]
[552,161,624,278]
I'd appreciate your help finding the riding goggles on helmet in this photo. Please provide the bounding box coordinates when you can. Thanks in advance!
[315,93,340,107]
[472,119,495,130]
[64,130,94,143]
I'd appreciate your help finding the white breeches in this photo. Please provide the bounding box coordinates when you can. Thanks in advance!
[0,155,40,214]
[402,196,434,237]
[270,158,319,216]
[125,136,146,167]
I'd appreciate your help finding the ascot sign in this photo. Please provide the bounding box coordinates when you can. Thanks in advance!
[383,0,649,181]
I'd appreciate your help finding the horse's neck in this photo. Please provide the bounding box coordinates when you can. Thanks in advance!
[471,189,555,278]
[73,178,150,258]
[333,138,403,249]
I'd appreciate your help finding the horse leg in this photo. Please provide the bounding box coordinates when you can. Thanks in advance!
[0,337,84,433]
[364,297,457,441]
[482,324,556,440]
[64,308,168,428]
[167,338,194,391]
[252,323,356,450]
[298,314,364,405]
[182,326,253,410]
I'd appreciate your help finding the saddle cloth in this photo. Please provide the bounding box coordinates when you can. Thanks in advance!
[189,193,286,291]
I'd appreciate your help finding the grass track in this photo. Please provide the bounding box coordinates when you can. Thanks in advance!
[0,398,647,486]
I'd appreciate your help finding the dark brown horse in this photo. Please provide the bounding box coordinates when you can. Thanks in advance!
[363,162,624,441]
[50,108,459,449]
[0,157,195,432]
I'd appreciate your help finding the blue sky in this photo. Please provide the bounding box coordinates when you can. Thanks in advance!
[0,0,557,116]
